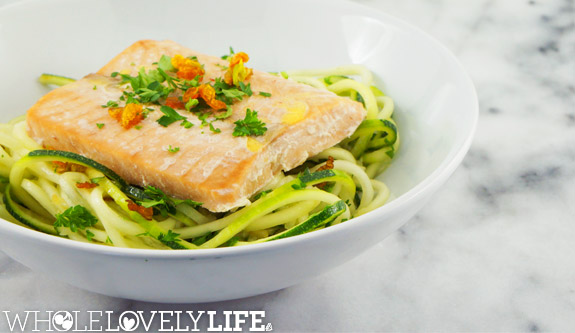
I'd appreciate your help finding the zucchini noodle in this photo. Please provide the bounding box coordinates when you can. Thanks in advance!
[0,65,399,250]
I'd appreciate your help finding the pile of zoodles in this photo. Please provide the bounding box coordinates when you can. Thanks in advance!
[0,65,399,249]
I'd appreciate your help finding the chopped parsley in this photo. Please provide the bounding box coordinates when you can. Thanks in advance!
[221,46,235,60]
[233,109,267,137]
[102,100,119,108]
[180,119,194,128]
[53,205,98,233]
[238,82,253,96]
[258,91,271,97]
[209,122,221,134]
[85,229,95,241]
[214,105,233,120]
[102,49,266,137]
[96,123,105,129]
[185,98,198,111]
[138,186,202,217]
[138,230,186,249]
[156,230,186,249]
[212,78,249,105]
[167,145,180,153]
[111,67,174,105]
[157,105,187,127]
[158,54,176,72]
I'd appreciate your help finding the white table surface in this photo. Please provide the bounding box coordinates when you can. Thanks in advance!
[1,0,574,331]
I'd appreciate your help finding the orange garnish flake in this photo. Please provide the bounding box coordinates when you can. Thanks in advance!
[108,107,123,121]
[108,103,144,129]
[230,52,250,68]
[317,156,335,171]
[171,54,188,69]
[199,84,227,110]
[316,156,335,189]
[224,52,253,86]
[172,54,205,81]
[52,161,87,173]
[183,86,200,102]
[165,96,185,109]
[127,200,154,220]
[76,181,99,189]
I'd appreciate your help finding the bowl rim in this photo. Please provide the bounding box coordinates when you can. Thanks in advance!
[0,0,478,259]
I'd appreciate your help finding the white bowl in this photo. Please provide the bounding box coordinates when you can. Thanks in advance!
[0,0,477,302]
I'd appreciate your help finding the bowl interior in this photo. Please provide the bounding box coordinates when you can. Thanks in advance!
[0,0,476,203]
[0,0,477,302]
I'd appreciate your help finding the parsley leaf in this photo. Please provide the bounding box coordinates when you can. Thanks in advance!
[85,229,95,241]
[138,230,186,249]
[156,230,186,249]
[53,205,98,233]
[158,55,176,72]
[239,82,253,96]
[212,78,252,105]
[221,46,235,60]
[157,105,187,127]
[221,88,246,100]
[96,123,105,129]
[233,109,267,137]
[214,105,233,120]
[113,67,173,105]
[138,186,202,217]
[185,98,199,111]
[258,91,271,97]
[102,100,119,108]
[167,145,180,153]
[209,122,221,134]
[180,119,194,128]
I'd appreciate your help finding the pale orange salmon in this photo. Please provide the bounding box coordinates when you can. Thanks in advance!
[26,40,366,212]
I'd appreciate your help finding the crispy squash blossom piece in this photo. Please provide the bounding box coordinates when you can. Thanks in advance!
[199,84,226,110]
[126,200,154,220]
[171,54,205,80]
[183,86,200,101]
[108,103,144,129]
[224,52,253,86]
[165,96,185,109]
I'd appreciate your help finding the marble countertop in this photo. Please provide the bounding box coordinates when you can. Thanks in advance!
[1,0,574,331]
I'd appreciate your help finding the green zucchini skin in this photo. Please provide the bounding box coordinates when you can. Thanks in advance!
[13,151,351,247]
[3,184,57,235]
[351,119,398,147]
[299,169,336,185]
[123,185,148,201]
[265,200,347,242]
[26,150,128,190]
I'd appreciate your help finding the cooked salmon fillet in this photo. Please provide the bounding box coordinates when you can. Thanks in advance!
[26,40,366,212]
